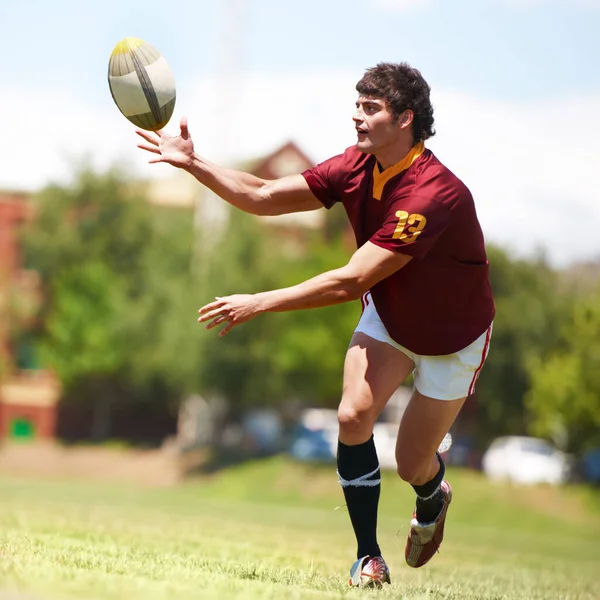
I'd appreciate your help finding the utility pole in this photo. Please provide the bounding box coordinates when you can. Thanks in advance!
[192,0,249,278]
[218,0,248,160]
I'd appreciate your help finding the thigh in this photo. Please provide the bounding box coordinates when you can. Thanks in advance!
[414,325,493,401]
[338,332,415,444]
[396,389,466,472]
[395,325,492,468]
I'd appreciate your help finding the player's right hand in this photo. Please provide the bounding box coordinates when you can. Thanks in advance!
[135,116,195,170]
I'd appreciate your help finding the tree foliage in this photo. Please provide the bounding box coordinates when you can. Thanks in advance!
[196,207,357,409]
[20,165,600,452]
[21,168,357,438]
[23,166,201,418]
[474,246,575,442]
[525,287,600,452]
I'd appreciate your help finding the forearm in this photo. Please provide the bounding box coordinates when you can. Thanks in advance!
[186,153,269,215]
[252,243,412,314]
[197,243,411,336]
[255,267,365,313]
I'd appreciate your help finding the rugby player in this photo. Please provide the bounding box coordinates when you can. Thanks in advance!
[136,62,495,587]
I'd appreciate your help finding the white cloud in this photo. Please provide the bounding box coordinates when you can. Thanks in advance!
[0,86,163,190]
[185,74,600,266]
[1,73,599,267]
[427,89,600,266]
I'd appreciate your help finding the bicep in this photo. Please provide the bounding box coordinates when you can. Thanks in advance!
[260,174,325,215]
[345,241,412,291]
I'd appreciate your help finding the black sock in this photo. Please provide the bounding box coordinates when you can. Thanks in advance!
[412,452,445,523]
[337,436,381,559]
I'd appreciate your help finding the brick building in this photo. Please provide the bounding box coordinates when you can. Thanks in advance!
[0,191,60,442]
[0,191,33,362]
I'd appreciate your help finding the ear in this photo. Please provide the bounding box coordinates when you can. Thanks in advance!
[399,109,414,129]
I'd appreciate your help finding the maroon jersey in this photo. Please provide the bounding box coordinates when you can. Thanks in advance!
[302,143,495,355]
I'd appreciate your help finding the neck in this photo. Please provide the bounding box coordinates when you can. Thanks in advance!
[375,137,416,170]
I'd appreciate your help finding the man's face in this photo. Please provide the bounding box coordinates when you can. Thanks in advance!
[353,95,407,155]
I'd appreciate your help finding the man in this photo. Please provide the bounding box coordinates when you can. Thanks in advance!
[136,62,494,587]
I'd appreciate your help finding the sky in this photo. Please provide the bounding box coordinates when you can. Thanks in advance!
[2,0,599,266]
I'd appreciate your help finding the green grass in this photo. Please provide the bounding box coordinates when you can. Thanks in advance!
[1,456,599,600]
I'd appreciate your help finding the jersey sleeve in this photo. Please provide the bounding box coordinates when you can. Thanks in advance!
[301,153,346,209]
[370,193,450,259]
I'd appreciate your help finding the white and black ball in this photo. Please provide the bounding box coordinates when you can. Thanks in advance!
[108,37,176,131]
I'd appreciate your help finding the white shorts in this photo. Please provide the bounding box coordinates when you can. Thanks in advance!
[355,293,492,401]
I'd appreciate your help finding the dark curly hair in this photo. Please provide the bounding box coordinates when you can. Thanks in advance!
[356,62,436,142]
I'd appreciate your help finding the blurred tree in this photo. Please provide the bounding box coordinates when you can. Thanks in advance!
[197,208,357,410]
[39,261,128,440]
[40,261,126,387]
[271,228,358,405]
[475,246,574,444]
[525,287,600,452]
[23,167,358,439]
[22,166,202,439]
[25,164,594,452]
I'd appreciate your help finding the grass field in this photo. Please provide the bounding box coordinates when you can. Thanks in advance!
[1,456,599,600]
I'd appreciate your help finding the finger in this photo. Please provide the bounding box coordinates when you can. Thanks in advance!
[135,129,159,145]
[219,320,235,337]
[198,307,228,323]
[198,300,226,316]
[205,315,228,330]
[137,143,161,154]
[180,116,189,140]
[148,157,166,164]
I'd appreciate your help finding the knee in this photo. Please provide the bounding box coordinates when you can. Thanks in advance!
[337,404,374,442]
[396,455,427,485]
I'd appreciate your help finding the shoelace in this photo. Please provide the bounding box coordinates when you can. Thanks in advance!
[364,557,387,577]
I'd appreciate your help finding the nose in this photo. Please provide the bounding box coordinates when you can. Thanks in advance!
[353,109,363,124]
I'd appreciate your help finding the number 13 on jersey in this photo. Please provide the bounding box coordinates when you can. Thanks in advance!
[393,210,427,244]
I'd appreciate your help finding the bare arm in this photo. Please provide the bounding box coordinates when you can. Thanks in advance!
[254,241,412,310]
[136,117,323,216]
[186,155,322,216]
[198,242,412,336]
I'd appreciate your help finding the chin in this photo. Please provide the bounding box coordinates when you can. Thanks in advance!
[356,141,375,155]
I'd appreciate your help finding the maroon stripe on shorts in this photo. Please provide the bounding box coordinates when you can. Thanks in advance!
[468,325,492,396]
[360,291,370,313]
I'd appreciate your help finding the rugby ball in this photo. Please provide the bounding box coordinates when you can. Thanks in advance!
[108,37,176,131]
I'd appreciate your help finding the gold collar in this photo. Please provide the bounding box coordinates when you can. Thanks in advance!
[372,141,425,200]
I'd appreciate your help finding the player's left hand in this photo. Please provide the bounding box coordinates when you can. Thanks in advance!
[198,294,262,336]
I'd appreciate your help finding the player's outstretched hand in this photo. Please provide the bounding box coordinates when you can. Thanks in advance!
[198,294,262,337]
[135,116,194,170]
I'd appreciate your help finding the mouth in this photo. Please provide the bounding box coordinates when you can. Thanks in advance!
[356,129,368,138]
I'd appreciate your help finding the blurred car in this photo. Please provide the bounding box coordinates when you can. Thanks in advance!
[372,422,399,470]
[482,436,570,485]
[288,409,403,469]
[578,448,600,485]
[288,425,335,462]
